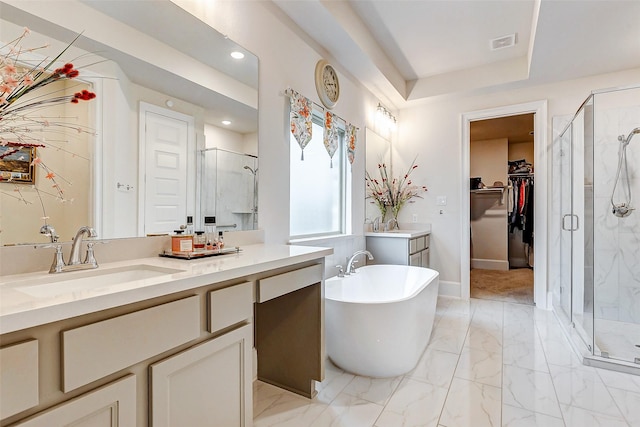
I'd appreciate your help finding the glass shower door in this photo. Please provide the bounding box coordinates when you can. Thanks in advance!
[557,122,574,326]
[556,100,595,355]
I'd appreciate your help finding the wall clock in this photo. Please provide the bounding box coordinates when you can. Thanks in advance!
[315,60,340,109]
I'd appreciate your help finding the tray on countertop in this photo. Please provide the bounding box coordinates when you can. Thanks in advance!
[159,247,241,259]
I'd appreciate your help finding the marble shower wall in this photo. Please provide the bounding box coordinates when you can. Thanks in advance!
[592,89,640,323]
[550,88,640,326]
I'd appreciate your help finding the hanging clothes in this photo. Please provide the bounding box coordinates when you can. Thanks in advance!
[523,179,534,245]
[508,175,534,243]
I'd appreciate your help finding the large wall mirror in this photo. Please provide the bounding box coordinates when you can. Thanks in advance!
[365,128,392,221]
[0,0,258,246]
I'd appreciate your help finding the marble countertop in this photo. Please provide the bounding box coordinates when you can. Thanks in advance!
[0,244,332,334]
[364,227,431,238]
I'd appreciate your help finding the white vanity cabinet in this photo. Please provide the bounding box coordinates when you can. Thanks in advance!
[0,248,329,427]
[366,231,430,268]
[150,284,254,427]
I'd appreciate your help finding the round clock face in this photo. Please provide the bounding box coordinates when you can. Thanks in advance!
[315,60,340,109]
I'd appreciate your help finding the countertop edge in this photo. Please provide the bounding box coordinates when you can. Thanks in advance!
[364,229,431,238]
[0,244,333,335]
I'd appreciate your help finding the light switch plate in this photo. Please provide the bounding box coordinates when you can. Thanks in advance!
[436,196,447,206]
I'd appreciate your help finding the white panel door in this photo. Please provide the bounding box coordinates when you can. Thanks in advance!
[150,324,253,427]
[141,104,193,235]
[13,375,136,427]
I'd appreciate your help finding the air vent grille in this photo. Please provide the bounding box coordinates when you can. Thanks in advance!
[490,33,517,51]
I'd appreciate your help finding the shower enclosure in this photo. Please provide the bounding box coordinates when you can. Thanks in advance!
[551,85,640,372]
[200,148,258,232]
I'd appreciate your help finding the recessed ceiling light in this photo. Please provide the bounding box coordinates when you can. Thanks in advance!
[490,33,517,51]
[230,51,245,60]
[221,120,232,126]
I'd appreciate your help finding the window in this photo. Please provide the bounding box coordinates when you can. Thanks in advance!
[290,111,346,238]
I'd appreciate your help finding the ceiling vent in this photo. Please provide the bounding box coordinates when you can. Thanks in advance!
[490,33,517,51]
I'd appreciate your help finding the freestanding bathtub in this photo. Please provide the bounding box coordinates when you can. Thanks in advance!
[325,264,439,377]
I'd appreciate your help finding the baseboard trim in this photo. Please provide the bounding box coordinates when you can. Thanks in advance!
[471,259,509,271]
[439,280,461,297]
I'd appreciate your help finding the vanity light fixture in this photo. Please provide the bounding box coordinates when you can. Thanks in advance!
[376,103,396,131]
[221,120,232,126]
[230,51,245,59]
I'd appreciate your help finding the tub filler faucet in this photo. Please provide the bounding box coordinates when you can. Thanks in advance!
[345,250,374,275]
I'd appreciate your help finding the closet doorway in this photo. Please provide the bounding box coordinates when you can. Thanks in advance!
[469,113,535,305]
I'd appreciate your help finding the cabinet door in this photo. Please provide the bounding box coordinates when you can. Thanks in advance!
[13,375,136,427]
[150,324,253,427]
[421,249,430,268]
[409,252,421,266]
[0,340,38,419]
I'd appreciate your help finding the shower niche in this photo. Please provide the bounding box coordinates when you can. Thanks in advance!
[551,85,640,372]
[200,148,258,232]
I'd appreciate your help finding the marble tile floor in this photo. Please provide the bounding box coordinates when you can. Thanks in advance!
[594,318,640,363]
[254,296,640,427]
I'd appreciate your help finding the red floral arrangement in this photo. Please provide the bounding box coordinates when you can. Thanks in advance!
[0,28,97,228]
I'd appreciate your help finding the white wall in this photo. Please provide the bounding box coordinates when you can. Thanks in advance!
[470,138,508,270]
[398,68,640,291]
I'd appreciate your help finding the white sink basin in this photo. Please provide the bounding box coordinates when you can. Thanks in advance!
[15,265,185,298]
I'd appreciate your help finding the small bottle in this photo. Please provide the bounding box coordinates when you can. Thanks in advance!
[186,216,194,235]
[194,231,206,250]
[217,231,225,249]
[204,216,216,249]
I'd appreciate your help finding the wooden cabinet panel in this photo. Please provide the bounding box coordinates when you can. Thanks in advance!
[62,296,200,392]
[256,281,323,398]
[421,249,430,268]
[409,238,417,254]
[150,324,252,427]
[368,234,430,268]
[409,252,421,266]
[257,264,322,303]
[208,282,253,334]
[12,375,136,427]
[0,340,38,419]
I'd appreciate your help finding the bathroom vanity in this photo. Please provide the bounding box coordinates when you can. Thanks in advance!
[365,228,431,268]
[0,244,331,426]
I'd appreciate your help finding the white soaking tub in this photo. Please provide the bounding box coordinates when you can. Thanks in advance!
[325,264,439,377]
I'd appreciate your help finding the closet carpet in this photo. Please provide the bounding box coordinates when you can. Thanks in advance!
[470,268,534,305]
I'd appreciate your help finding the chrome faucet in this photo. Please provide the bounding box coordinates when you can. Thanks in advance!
[68,226,98,265]
[346,250,374,274]
[47,226,99,273]
[40,224,59,243]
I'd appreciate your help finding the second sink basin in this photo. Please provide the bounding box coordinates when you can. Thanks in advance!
[15,265,185,298]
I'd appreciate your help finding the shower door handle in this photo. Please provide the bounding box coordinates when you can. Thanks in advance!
[562,214,580,231]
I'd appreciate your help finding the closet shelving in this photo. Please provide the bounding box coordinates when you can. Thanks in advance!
[470,186,506,205]
[470,186,506,194]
